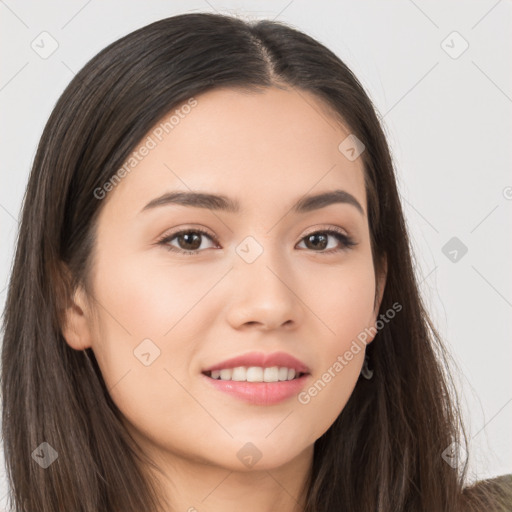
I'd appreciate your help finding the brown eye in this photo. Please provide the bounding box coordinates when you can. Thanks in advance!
[157,227,356,256]
[297,229,356,254]
[304,232,329,250]
[175,232,202,251]
[158,229,217,255]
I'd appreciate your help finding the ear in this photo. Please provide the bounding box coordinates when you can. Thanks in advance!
[366,254,388,345]
[61,285,93,351]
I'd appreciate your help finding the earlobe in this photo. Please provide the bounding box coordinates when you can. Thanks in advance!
[61,286,93,351]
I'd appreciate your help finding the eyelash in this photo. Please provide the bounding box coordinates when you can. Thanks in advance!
[156,226,357,256]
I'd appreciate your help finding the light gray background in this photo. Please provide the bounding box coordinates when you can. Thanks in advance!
[1,0,511,506]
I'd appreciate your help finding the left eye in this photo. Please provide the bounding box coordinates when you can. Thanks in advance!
[297,230,356,253]
[157,228,356,255]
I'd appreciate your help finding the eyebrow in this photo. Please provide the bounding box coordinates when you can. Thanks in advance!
[141,189,365,216]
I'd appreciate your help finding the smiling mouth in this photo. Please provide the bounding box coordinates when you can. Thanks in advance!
[201,366,311,405]
[202,367,308,382]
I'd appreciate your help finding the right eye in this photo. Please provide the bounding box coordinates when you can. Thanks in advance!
[156,228,219,255]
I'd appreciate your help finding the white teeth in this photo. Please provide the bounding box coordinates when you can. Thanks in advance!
[246,367,263,382]
[231,367,246,381]
[206,366,303,382]
[263,367,279,382]
[278,367,289,381]
[220,369,232,381]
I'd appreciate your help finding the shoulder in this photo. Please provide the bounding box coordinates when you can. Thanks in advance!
[462,474,512,511]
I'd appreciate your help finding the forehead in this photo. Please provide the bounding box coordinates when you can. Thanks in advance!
[102,86,367,218]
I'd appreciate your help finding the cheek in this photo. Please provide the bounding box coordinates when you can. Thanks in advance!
[293,258,375,434]
[86,248,188,391]
[93,244,376,385]
[87,240,377,467]
[304,254,377,343]
[93,249,219,341]
[88,254,209,453]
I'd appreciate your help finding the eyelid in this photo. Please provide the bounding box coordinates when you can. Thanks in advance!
[156,223,352,241]
[302,224,349,238]
[298,225,358,252]
[154,225,219,251]
[155,224,217,242]
[155,223,357,255]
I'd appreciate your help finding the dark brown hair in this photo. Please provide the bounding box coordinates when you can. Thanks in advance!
[1,12,510,512]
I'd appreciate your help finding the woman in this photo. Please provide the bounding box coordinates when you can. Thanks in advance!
[1,12,510,512]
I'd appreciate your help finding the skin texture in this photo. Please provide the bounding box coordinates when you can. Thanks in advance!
[63,86,387,512]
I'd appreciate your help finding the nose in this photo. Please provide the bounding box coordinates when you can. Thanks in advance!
[225,244,304,331]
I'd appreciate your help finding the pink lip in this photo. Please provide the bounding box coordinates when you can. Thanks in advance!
[201,351,311,406]
[202,351,310,374]
[202,373,311,406]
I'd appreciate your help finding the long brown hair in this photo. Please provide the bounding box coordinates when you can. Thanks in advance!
[1,12,510,512]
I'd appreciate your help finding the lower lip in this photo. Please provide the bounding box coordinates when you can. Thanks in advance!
[202,373,310,405]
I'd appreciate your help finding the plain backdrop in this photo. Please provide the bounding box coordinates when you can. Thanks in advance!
[0,0,511,506]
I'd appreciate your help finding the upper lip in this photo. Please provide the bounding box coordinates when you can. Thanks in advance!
[202,351,310,374]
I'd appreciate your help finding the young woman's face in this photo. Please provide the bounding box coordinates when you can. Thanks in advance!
[66,86,385,472]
